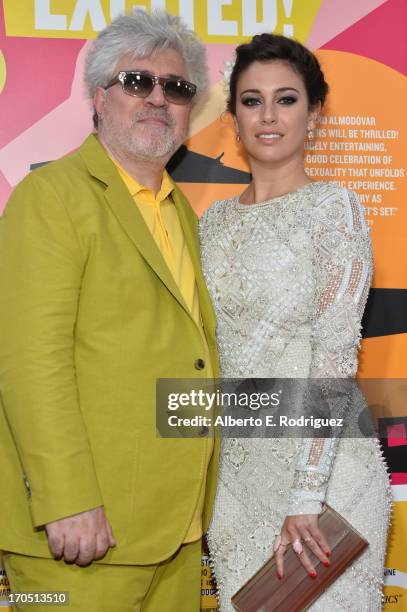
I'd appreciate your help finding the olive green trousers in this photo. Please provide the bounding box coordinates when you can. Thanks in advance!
[2,539,202,612]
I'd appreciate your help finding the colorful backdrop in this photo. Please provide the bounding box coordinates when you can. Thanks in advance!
[0,1,406,610]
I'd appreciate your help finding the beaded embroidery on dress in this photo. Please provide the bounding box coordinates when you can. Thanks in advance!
[199,182,391,611]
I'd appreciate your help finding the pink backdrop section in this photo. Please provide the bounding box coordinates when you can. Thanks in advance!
[0,37,236,215]
[0,169,11,210]
[306,0,388,48]
[205,44,236,84]
[0,9,85,148]
[321,0,407,77]
[0,40,93,195]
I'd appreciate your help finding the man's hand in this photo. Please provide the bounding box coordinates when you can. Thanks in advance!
[45,506,116,566]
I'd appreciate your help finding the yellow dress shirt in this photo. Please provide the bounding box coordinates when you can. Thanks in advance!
[112,160,213,543]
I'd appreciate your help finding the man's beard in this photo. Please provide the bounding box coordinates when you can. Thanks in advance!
[101,107,183,162]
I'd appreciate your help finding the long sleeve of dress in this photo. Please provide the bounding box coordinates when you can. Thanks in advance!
[286,188,373,515]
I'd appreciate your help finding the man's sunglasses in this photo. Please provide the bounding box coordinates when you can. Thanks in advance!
[105,71,197,105]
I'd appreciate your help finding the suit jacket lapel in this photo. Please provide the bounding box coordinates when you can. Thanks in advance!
[79,135,188,315]
[172,187,217,337]
[79,135,217,338]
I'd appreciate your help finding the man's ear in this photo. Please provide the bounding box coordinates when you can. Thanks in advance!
[94,86,106,123]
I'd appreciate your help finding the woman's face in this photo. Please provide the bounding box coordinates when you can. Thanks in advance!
[233,59,319,167]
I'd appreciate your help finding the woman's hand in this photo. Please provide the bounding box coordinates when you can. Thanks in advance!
[273,514,331,579]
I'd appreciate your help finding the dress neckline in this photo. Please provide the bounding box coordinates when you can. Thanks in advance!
[234,181,324,210]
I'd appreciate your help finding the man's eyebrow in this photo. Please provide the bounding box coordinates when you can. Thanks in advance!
[136,70,187,80]
[240,87,300,95]
[167,73,186,80]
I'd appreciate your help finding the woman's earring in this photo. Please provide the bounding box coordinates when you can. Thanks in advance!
[236,133,241,143]
[307,127,314,140]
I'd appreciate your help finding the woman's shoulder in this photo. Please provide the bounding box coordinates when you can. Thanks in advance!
[310,182,367,231]
[310,181,358,203]
[198,197,236,230]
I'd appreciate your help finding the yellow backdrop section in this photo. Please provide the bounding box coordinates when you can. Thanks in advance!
[0,553,11,610]
[0,49,6,95]
[383,502,407,611]
[3,0,321,43]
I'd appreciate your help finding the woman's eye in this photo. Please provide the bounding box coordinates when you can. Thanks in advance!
[241,97,261,106]
[278,96,297,105]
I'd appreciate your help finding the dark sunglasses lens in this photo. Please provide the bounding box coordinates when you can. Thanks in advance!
[163,80,196,104]
[123,73,154,97]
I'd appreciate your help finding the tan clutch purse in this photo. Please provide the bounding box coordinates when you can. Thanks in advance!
[231,504,368,612]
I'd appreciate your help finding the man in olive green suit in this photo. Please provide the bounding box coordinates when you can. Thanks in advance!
[0,10,219,611]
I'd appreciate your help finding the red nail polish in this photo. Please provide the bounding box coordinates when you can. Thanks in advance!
[322,560,330,567]
[277,571,283,580]
[309,571,317,579]
[325,550,331,557]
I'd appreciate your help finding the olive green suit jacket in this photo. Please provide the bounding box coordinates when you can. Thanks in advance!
[0,134,220,564]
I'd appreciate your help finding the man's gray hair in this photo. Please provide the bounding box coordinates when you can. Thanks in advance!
[85,9,208,105]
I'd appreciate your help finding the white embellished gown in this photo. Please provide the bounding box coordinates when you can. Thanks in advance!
[199,182,391,611]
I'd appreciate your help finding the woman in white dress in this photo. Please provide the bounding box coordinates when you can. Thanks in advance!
[199,34,392,611]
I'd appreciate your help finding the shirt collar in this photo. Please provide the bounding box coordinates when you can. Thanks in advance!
[110,155,175,204]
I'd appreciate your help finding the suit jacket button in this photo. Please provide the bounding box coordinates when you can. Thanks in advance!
[198,426,209,437]
[23,474,31,500]
[194,358,205,370]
